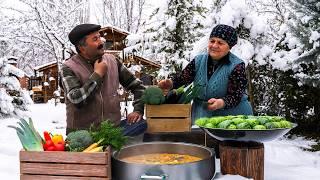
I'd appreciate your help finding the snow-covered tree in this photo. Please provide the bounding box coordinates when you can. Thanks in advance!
[143,0,207,78]
[91,0,147,33]
[286,0,320,87]
[269,0,320,131]
[1,0,89,74]
[0,57,32,118]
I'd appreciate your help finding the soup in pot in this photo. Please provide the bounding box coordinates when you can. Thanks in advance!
[121,153,202,165]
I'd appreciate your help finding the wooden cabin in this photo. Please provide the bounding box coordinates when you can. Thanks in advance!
[99,26,129,51]
[29,61,61,103]
[123,54,161,85]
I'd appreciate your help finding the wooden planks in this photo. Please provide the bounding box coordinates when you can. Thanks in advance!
[20,147,111,180]
[146,104,191,133]
[20,175,107,180]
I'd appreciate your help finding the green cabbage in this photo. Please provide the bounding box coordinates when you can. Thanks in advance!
[253,125,267,130]
[265,122,281,129]
[217,120,233,129]
[257,117,270,125]
[208,117,226,126]
[279,120,292,128]
[236,122,251,129]
[246,119,259,127]
[195,117,209,127]
[232,118,245,125]
[227,124,237,129]
[204,123,215,129]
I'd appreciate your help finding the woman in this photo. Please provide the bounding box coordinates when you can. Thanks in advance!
[161,24,253,123]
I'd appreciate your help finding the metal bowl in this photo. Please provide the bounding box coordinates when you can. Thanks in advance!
[201,123,297,142]
[112,142,215,180]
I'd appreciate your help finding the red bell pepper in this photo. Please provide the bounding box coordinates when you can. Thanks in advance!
[42,131,65,151]
[43,131,52,141]
[54,141,65,151]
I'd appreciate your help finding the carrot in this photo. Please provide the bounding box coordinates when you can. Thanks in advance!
[82,139,104,152]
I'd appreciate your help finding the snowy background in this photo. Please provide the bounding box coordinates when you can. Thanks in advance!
[0,0,319,179]
[1,101,320,179]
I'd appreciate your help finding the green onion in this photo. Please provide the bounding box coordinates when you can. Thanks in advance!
[8,118,44,151]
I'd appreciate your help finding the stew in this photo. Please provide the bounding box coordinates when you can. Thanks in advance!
[121,153,202,165]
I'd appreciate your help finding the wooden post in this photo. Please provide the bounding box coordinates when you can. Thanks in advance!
[219,141,264,180]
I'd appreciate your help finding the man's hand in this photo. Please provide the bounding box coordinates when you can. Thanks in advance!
[127,111,142,124]
[207,98,225,111]
[94,59,108,77]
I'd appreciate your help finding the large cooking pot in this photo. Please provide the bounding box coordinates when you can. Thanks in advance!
[112,142,215,180]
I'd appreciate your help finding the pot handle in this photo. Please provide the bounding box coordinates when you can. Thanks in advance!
[140,174,168,180]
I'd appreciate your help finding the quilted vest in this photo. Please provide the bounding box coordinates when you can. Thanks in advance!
[191,53,253,123]
[64,54,121,130]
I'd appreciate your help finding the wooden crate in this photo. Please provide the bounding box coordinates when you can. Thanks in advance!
[146,104,191,133]
[20,147,111,180]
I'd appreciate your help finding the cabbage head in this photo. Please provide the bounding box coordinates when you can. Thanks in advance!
[208,117,225,126]
[236,122,251,129]
[195,117,209,127]
[257,117,270,125]
[265,122,281,129]
[279,120,292,128]
[253,125,267,130]
[204,123,215,129]
[227,124,237,129]
[232,118,245,125]
[246,119,259,127]
[217,120,233,129]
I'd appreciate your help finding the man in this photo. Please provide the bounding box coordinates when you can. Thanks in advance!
[60,24,146,137]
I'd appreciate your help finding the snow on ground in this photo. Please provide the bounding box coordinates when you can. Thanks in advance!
[1,102,320,179]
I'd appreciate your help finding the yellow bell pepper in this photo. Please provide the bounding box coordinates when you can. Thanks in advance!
[51,134,64,145]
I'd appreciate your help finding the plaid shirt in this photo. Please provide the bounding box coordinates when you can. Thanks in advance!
[59,56,145,114]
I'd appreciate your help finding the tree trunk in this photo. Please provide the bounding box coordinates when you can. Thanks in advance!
[219,141,264,180]
[246,64,255,113]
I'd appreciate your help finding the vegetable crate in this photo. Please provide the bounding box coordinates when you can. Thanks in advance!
[146,104,191,133]
[20,146,111,180]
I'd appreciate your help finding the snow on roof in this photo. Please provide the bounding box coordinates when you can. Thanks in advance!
[7,56,18,64]
[100,25,130,35]
[0,37,9,41]
[33,61,56,70]
[7,56,18,60]
[8,60,17,64]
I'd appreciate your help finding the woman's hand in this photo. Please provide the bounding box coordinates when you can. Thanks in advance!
[157,79,173,96]
[207,98,225,111]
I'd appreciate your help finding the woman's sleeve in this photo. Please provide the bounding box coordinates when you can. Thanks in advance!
[222,63,247,109]
[170,59,196,89]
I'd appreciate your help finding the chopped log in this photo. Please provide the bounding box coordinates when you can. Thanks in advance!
[219,141,264,180]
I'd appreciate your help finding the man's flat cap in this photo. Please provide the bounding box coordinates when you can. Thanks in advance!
[68,24,101,45]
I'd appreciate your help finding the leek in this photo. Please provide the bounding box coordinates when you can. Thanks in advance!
[8,118,44,151]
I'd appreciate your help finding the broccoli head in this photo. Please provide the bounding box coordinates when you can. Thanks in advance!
[142,86,165,105]
[66,130,93,151]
